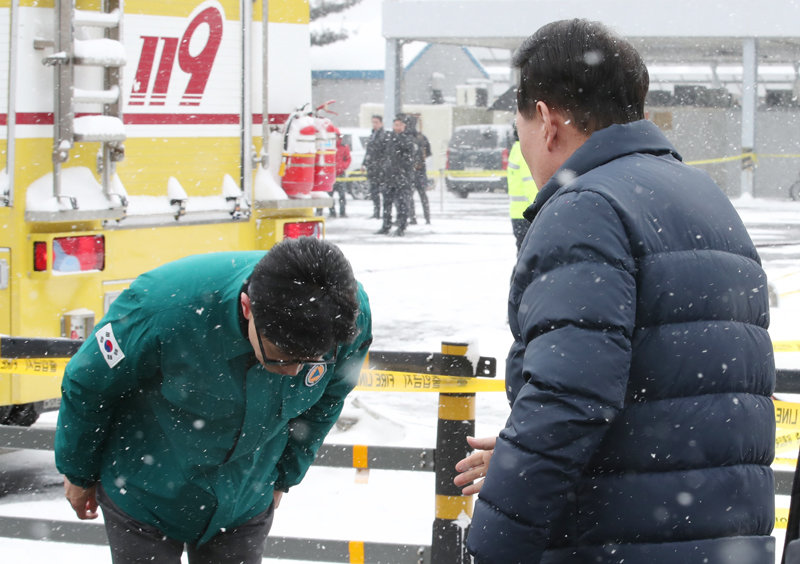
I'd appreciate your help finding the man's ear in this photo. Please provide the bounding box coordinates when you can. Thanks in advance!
[536,101,559,151]
[240,292,252,320]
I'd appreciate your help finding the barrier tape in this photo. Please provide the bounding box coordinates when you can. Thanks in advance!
[777,507,789,530]
[777,400,800,431]
[686,152,800,166]
[0,357,70,376]
[355,369,505,393]
[685,152,757,166]
[443,170,506,178]
[774,341,800,353]
[775,430,800,454]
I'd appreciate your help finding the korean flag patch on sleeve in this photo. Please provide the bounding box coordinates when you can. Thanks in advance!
[96,323,125,368]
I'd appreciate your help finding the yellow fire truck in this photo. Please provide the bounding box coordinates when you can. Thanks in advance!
[0,0,331,424]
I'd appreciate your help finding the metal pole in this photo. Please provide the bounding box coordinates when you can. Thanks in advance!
[384,38,402,123]
[740,37,757,199]
[240,0,253,198]
[5,0,19,206]
[261,0,269,169]
[431,341,474,564]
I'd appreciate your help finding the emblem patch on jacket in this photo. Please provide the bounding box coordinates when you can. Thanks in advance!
[96,323,125,368]
[305,364,326,387]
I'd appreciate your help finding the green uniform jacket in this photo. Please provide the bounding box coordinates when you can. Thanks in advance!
[55,251,372,545]
[507,141,538,219]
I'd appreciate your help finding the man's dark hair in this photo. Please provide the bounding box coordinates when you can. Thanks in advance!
[371,114,383,122]
[248,237,359,357]
[512,19,649,133]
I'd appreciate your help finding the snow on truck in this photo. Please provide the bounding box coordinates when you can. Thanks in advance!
[0,0,336,424]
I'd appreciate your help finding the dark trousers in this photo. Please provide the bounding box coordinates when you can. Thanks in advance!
[382,182,410,231]
[98,485,274,564]
[409,170,430,223]
[368,177,383,217]
[329,181,346,216]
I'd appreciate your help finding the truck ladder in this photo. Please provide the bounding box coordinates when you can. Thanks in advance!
[41,0,127,213]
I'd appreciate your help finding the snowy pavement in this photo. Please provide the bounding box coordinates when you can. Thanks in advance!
[1,189,799,562]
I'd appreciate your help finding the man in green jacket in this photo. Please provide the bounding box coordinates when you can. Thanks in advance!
[55,237,372,563]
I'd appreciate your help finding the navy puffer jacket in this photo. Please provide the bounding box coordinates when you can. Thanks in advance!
[468,120,775,564]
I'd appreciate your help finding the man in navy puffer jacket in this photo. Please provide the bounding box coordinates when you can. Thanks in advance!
[455,19,775,564]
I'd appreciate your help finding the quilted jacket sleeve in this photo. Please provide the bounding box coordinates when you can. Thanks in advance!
[468,190,637,563]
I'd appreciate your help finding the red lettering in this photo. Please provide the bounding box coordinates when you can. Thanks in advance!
[178,6,223,106]
[130,36,159,105]
[150,37,179,105]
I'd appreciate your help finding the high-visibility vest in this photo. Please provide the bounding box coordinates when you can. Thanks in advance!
[507,141,538,220]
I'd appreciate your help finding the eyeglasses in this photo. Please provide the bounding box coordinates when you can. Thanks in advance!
[250,305,336,368]
[260,352,338,368]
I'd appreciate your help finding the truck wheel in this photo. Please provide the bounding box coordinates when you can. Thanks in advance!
[347,181,370,200]
[456,189,469,199]
[2,403,40,426]
[0,406,12,423]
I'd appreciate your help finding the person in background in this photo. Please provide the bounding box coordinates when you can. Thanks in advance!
[455,18,774,564]
[330,129,352,218]
[363,114,387,219]
[56,237,372,564]
[376,115,416,237]
[506,130,538,252]
[406,115,432,225]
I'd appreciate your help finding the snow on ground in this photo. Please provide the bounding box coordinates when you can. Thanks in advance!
[1,188,799,562]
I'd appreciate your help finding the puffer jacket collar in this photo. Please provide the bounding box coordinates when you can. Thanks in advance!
[523,119,682,222]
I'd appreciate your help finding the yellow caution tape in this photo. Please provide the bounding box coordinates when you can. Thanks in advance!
[776,430,800,453]
[444,170,506,178]
[777,400,800,431]
[774,341,800,353]
[775,457,798,467]
[334,175,367,182]
[758,153,800,159]
[354,369,505,393]
[776,507,789,529]
[0,357,70,376]
[685,151,800,167]
[685,152,757,166]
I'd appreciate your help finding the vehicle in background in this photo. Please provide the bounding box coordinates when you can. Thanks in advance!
[338,127,372,199]
[445,124,514,198]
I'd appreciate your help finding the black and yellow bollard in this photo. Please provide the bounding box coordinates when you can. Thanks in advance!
[431,341,475,564]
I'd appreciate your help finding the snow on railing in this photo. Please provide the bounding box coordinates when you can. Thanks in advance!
[73,38,126,66]
[73,8,121,28]
[73,115,125,142]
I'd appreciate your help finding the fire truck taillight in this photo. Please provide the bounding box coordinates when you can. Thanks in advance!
[52,235,106,272]
[283,221,323,240]
[33,242,48,271]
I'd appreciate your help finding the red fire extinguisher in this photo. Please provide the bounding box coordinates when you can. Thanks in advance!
[312,101,338,194]
[279,104,316,198]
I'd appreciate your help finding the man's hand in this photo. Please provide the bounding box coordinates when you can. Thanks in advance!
[453,436,497,496]
[63,476,99,520]
[273,490,284,509]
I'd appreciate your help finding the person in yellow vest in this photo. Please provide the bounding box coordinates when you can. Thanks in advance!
[507,136,539,251]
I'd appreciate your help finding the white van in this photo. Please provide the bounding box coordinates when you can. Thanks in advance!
[338,127,372,198]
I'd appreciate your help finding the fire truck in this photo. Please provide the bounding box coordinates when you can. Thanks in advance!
[0,0,333,424]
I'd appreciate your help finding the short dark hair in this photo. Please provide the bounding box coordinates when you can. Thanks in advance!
[248,237,359,357]
[512,19,649,133]
[371,114,383,122]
